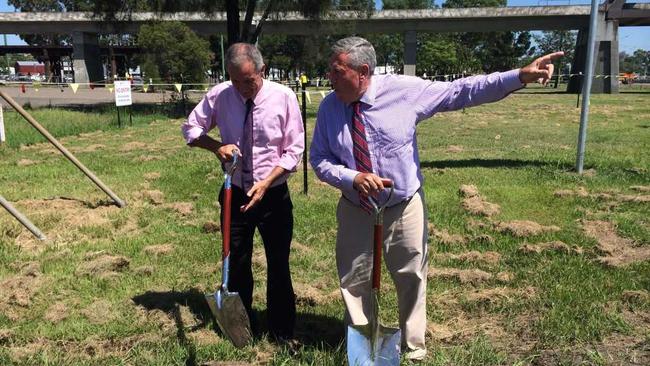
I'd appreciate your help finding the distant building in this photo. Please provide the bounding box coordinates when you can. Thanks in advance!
[15,61,45,76]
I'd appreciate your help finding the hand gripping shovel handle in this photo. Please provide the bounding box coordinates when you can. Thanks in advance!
[370,179,393,291]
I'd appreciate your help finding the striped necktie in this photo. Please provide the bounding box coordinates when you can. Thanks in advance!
[241,99,254,192]
[351,101,373,213]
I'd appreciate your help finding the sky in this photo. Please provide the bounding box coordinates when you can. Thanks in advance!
[1,0,648,54]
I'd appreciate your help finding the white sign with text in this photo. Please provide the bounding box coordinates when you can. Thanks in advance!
[114,80,132,107]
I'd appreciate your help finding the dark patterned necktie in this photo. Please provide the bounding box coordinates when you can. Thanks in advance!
[351,101,373,213]
[241,99,254,192]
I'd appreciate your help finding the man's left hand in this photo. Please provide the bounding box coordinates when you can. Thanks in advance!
[519,51,565,85]
[240,179,271,212]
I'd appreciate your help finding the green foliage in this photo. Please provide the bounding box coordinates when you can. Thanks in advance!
[619,49,650,74]
[136,21,212,83]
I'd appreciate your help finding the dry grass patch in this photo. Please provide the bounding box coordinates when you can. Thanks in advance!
[459,184,501,217]
[75,254,130,278]
[518,240,584,255]
[428,267,493,285]
[44,301,69,323]
[81,299,118,325]
[16,158,38,166]
[495,220,560,237]
[435,250,501,265]
[164,202,194,216]
[143,244,175,256]
[582,220,650,267]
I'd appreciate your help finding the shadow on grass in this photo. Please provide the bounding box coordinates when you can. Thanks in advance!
[254,308,345,349]
[421,158,574,170]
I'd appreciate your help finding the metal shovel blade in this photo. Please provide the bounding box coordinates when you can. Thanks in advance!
[205,289,252,348]
[347,323,401,366]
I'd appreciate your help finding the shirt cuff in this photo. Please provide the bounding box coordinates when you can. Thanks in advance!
[502,69,525,91]
[183,127,205,145]
[278,156,299,172]
[340,168,359,192]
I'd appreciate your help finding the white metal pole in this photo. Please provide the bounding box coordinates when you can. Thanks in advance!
[576,0,600,173]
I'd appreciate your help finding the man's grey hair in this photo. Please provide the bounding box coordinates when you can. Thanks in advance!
[331,36,376,75]
[225,43,264,72]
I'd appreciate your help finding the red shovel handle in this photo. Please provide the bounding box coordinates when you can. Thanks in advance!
[222,187,232,259]
[381,179,393,188]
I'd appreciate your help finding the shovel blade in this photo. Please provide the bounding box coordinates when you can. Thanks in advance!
[347,324,401,366]
[205,290,252,348]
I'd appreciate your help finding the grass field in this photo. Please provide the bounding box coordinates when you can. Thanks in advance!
[0,85,648,365]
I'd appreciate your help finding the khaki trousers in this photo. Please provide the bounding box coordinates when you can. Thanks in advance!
[336,191,428,353]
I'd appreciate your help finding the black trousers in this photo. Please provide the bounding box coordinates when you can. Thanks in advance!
[218,182,296,339]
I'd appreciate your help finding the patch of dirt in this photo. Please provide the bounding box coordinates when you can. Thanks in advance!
[120,141,147,152]
[631,185,650,192]
[164,202,194,216]
[619,194,650,203]
[459,184,480,198]
[518,241,583,255]
[82,299,117,325]
[582,220,650,267]
[143,244,174,256]
[187,328,221,346]
[134,266,155,276]
[143,172,161,180]
[553,187,589,198]
[436,250,501,265]
[622,290,650,305]
[473,234,495,244]
[16,159,38,166]
[75,254,130,278]
[202,221,221,233]
[446,145,464,153]
[140,190,164,205]
[429,225,467,245]
[294,283,332,307]
[466,218,490,230]
[0,328,14,344]
[12,198,118,252]
[496,271,514,283]
[252,250,267,269]
[178,305,202,329]
[134,155,165,162]
[428,267,492,285]
[71,144,105,153]
[0,265,45,317]
[44,302,69,323]
[464,286,537,306]
[495,220,560,237]
[291,241,312,253]
[458,184,501,217]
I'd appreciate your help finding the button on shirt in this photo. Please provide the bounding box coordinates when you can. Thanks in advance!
[309,70,523,207]
[182,80,304,189]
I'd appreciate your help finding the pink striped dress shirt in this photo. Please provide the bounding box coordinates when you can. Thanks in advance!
[182,80,304,189]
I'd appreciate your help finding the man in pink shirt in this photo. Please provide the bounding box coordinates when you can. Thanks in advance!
[181,43,304,341]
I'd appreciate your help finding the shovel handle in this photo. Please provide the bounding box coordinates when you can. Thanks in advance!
[222,186,232,259]
[372,223,383,290]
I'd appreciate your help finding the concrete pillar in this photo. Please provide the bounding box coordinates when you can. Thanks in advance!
[72,31,102,83]
[567,14,619,94]
[403,30,416,76]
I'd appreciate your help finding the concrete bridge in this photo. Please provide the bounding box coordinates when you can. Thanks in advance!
[0,2,648,92]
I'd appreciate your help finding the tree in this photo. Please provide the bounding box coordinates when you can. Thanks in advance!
[137,21,212,83]
[620,49,650,75]
[443,0,532,73]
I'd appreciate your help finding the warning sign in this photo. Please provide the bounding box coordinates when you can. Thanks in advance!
[114,80,132,107]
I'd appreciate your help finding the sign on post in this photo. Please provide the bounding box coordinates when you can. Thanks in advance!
[0,105,5,143]
[114,80,132,107]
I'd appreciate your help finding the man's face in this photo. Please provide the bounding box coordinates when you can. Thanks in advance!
[328,52,364,104]
[228,60,264,100]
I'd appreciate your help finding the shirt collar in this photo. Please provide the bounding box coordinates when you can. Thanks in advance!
[234,79,266,105]
[358,78,376,107]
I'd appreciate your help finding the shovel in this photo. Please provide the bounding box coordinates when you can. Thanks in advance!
[205,150,253,348]
[347,179,401,366]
